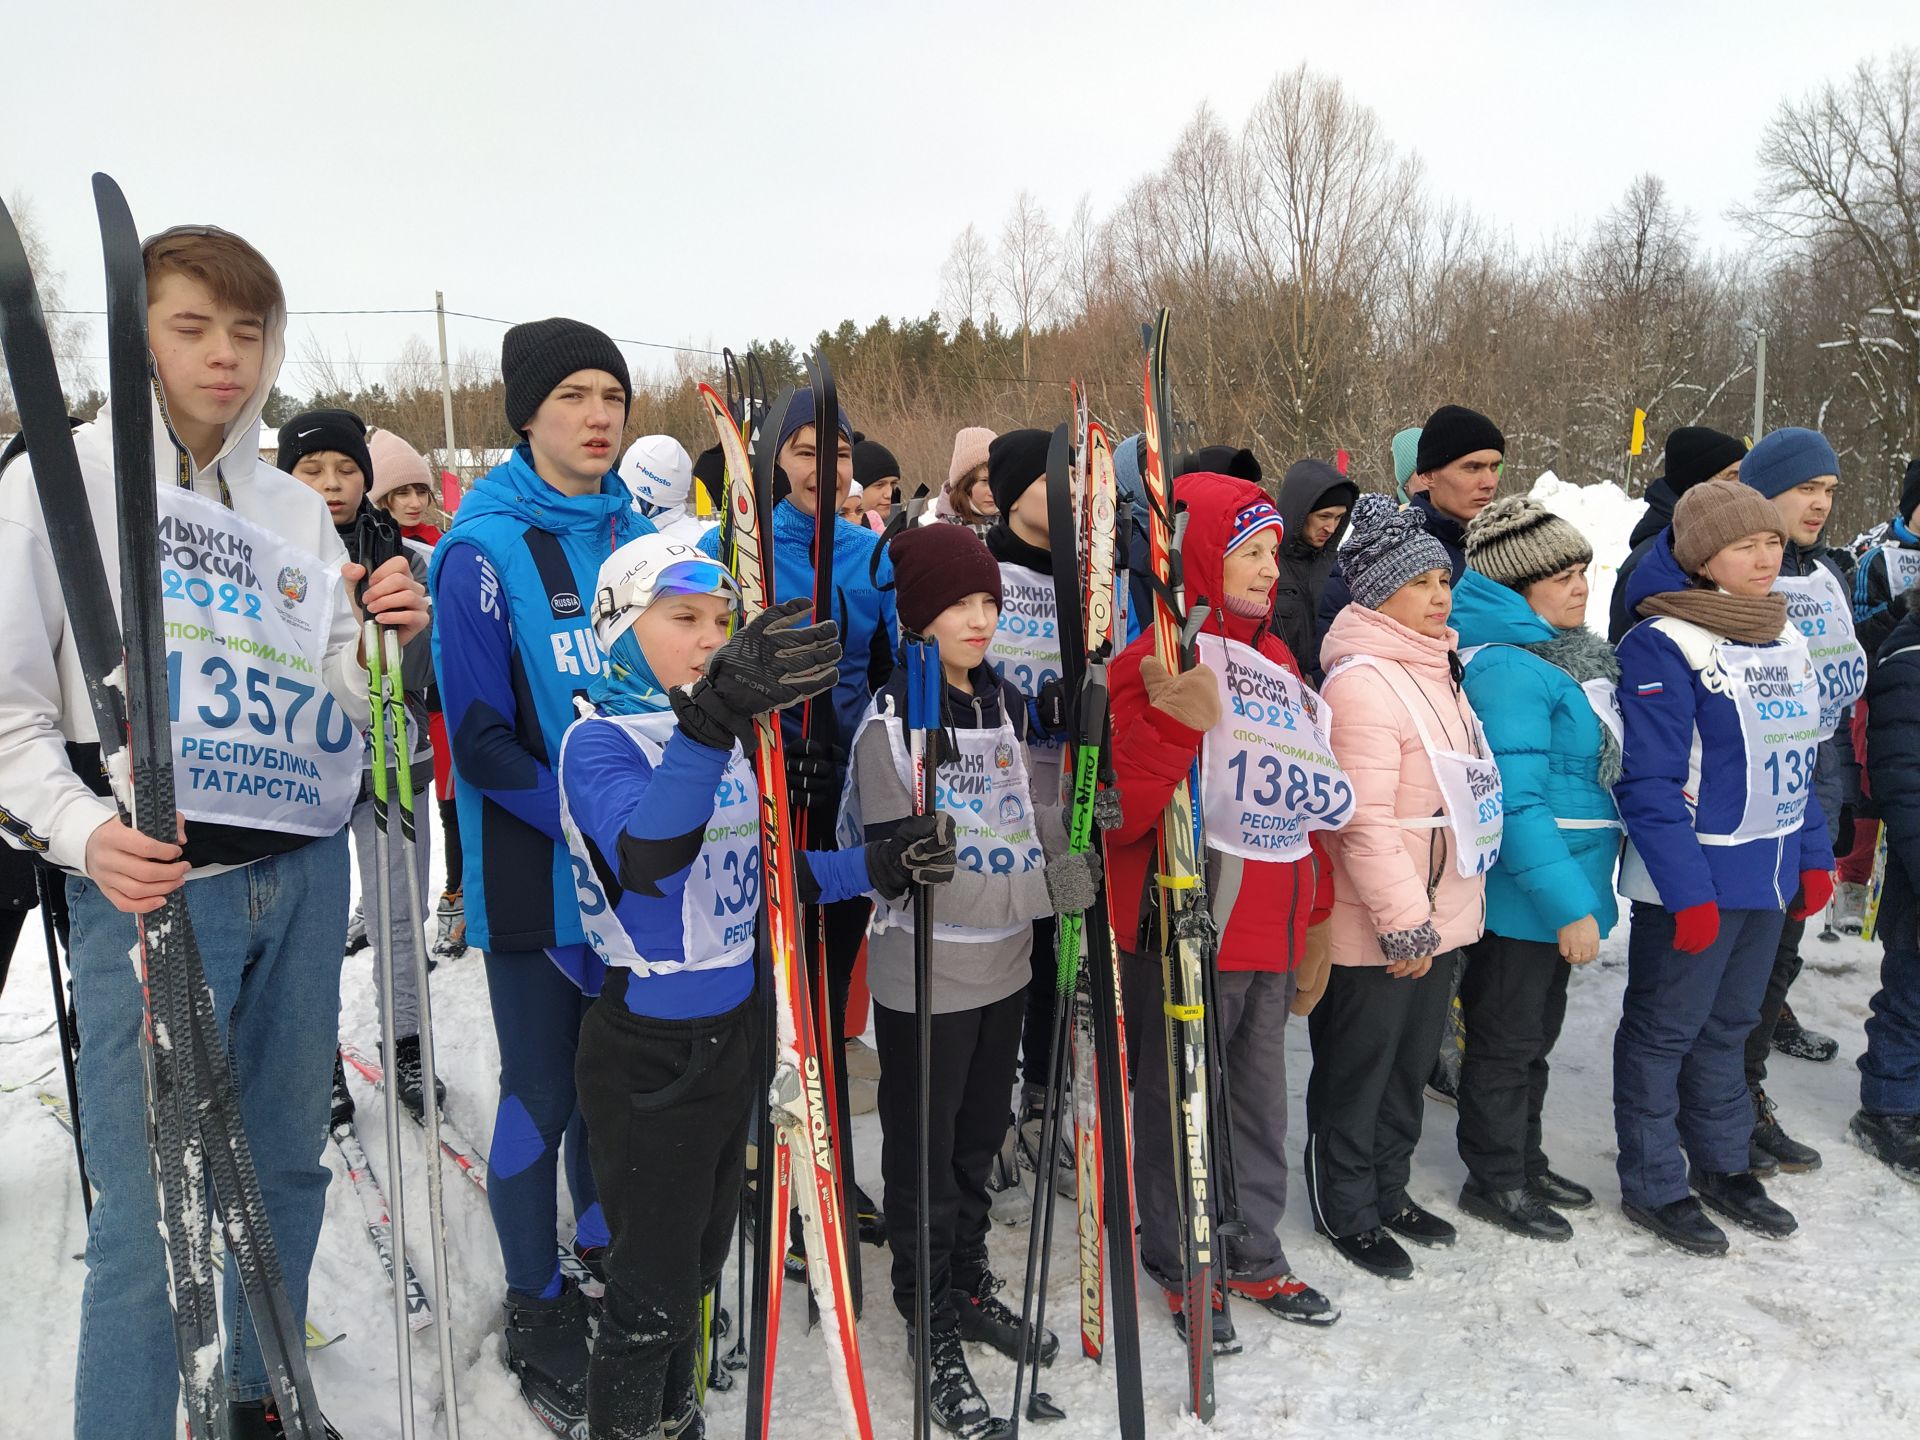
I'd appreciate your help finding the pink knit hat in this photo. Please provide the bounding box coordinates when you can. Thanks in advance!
[947,426,996,492]
[367,427,434,507]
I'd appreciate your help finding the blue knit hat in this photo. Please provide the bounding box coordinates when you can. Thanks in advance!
[1740,427,1839,499]
[771,388,855,456]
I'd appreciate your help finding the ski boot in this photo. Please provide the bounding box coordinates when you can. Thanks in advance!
[343,903,367,956]
[329,1053,355,1131]
[985,1120,1031,1225]
[1770,1002,1839,1063]
[432,888,467,959]
[392,1033,447,1121]
[854,1183,886,1247]
[907,1324,1012,1438]
[504,1277,593,1439]
[1161,1278,1241,1355]
[953,1265,1056,1364]
[1848,1108,1920,1180]
[1225,1270,1341,1326]
[230,1399,343,1438]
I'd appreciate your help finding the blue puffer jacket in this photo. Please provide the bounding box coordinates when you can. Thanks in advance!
[701,498,896,744]
[1613,533,1833,914]
[1453,570,1621,944]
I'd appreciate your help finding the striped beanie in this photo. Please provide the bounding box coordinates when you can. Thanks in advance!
[1227,498,1284,554]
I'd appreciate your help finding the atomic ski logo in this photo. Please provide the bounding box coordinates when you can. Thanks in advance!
[276,566,308,603]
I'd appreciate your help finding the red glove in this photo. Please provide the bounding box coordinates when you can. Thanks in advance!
[1788,869,1834,921]
[1672,901,1721,954]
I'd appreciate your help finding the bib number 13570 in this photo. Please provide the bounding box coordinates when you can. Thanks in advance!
[166,651,357,753]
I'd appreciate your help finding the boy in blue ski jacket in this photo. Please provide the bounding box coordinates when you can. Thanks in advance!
[1611,481,1833,1259]
[561,534,953,1438]
[427,317,650,1431]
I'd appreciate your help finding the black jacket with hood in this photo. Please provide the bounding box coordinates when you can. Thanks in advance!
[1272,459,1356,682]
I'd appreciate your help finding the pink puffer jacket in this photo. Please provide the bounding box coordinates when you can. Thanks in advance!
[1319,603,1489,966]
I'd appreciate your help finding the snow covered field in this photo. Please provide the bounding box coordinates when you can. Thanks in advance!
[2,477,1916,1439]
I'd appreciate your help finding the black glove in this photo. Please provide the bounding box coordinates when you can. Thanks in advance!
[1034,677,1071,736]
[785,734,847,809]
[671,598,841,751]
[865,813,958,899]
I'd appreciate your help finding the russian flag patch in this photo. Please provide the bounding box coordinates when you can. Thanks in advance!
[1636,681,1664,695]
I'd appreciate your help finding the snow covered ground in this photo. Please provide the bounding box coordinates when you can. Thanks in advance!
[2,478,1917,1439]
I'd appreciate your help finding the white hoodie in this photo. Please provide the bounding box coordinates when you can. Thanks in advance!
[0,276,368,874]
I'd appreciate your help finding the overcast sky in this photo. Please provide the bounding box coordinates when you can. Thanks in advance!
[7,0,1914,399]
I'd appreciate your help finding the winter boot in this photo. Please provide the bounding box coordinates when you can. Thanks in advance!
[504,1278,593,1438]
[844,1035,883,1081]
[392,1033,446,1121]
[1770,1002,1839,1062]
[230,1399,343,1439]
[1225,1271,1340,1326]
[1848,1108,1920,1181]
[1382,1198,1456,1248]
[985,1119,1031,1225]
[343,903,367,956]
[329,1053,355,1131]
[1746,1137,1781,1179]
[1016,1082,1075,1199]
[1424,1057,1461,1108]
[1458,1178,1572,1242]
[907,1324,1010,1438]
[1690,1168,1798,1239]
[954,1266,1057,1364]
[1833,880,1869,935]
[1526,1168,1594,1210]
[1751,1086,1822,1171]
[854,1183,886,1247]
[1317,1225,1414,1281]
[1161,1278,1241,1354]
[1621,1196,1728,1257]
[432,889,467,959]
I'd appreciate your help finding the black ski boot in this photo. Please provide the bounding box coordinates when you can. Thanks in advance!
[1770,1002,1839,1062]
[1622,1196,1728,1256]
[1318,1224,1414,1280]
[955,1266,1057,1364]
[908,1325,1011,1438]
[1849,1108,1920,1180]
[1382,1198,1456,1247]
[504,1278,593,1438]
[330,1053,355,1131]
[230,1399,343,1438]
[1161,1279,1241,1354]
[1526,1168,1594,1210]
[1690,1169,1798,1239]
[1751,1086,1822,1171]
[1225,1271,1340,1326]
[1458,1178,1573,1242]
[393,1033,446,1120]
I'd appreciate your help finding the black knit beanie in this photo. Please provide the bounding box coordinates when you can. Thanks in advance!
[1179,444,1263,485]
[853,439,901,490]
[889,522,1004,634]
[1662,426,1747,494]
[1899,456,1920,524]
[501,317,632,434]
[987,429,1051,516]
[276,408,372,488]
[1416,404,1505,475]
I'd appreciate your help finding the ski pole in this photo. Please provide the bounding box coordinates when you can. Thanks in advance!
[383,625,463,1439]
[366,620,418,1440]
[38,864,90,1217]
[904,632,941,1440]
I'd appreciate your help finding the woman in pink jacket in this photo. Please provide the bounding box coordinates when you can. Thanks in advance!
[1305,495,1498,1281]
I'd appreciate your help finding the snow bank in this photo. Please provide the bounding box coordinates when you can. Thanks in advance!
[1526,470,1643,634]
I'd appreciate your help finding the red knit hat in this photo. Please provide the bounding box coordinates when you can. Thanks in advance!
[888,523,1003,635]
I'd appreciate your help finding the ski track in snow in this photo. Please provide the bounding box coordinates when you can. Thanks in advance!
[2,479,1916,1438]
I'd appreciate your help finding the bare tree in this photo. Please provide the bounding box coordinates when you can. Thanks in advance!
[997,190,1061,377]
[1061,193,1107,323]
[940,223,994,330]
[0,192,92,424]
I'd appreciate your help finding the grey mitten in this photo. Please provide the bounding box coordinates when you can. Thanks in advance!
[1092,787,1124,832]
[1044,848,1105,917]
[1378,921,1440,963]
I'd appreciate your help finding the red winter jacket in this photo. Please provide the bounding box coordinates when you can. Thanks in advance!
[1105,472,1332,973]
[401,521,444,546]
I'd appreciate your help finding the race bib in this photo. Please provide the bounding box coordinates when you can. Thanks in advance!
[1774,566,1865,738]
[989,563,1064,740]
[1196,634,1353,862]
[159,484,361,835]
[1882,544,1920,601]
[1709,632,1822,845]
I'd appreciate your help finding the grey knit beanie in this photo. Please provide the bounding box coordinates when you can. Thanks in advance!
[1343,493,1452,610]
[1466,495,1593,592]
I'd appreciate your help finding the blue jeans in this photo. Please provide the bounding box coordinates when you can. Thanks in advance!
[1860,946,1920,1115]
[483,948,606,1297]
[69,831,348,1439]
[1613,901,1783,1209]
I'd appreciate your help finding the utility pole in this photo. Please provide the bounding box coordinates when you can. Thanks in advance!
[435,290,460,498]
[1752,327,1767,442]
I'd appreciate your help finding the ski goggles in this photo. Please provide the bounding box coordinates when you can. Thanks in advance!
[593,558,742,633]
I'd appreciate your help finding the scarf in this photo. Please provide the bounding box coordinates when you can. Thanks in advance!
[586,631,674,718]
[1637,588,1789,645]
[1522,626,1624,789]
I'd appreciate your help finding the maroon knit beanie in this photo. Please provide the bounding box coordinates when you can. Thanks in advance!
[889,523,1004,635]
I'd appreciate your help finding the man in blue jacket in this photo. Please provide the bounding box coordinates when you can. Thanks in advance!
[429,317,651,1434]
[701,388,896,1264]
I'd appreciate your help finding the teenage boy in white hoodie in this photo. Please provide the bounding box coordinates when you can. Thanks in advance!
[0,224,426,1439]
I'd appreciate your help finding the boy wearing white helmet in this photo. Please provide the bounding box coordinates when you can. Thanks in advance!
[559,534,957,1439]
[618,434,713,545]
